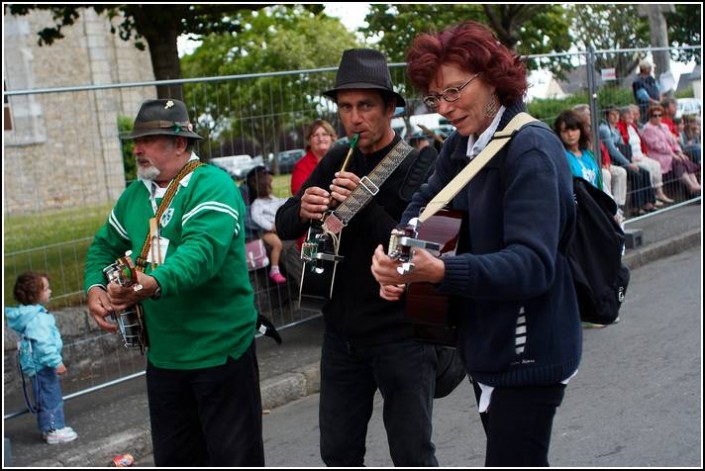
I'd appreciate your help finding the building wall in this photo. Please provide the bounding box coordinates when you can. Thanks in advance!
[3,8,156,214]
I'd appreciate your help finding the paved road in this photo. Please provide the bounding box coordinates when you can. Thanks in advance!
[259,246,702,467]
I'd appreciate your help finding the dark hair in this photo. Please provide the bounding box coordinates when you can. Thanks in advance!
[13,271,49,305]
[554,110,591,150]
[603,105,619,119]
[406,21,527,106]
[247,169,271,199]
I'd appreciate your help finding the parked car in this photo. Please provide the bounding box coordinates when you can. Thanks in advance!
[676,97,702,118]
[276,148,306,174]
[210,154,264,180]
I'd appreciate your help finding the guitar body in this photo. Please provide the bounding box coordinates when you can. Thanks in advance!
[298,223,342,311]
[398,210,463,346]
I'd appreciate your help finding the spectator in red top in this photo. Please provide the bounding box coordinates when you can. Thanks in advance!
[660,97,679,139]
[290,120,337,195]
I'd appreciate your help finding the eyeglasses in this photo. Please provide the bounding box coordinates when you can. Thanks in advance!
[651,113,662,118]
[423,73,480,110]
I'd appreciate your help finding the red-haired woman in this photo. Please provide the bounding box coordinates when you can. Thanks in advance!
[371,21,580,467]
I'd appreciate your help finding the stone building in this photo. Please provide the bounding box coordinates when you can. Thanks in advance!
[3,8,156,215]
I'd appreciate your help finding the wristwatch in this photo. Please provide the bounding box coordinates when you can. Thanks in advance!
[151,282,162,300]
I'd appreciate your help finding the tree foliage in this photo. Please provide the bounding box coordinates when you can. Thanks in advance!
[361,4,573,77]
[569,4,651,79]
[5,4,324,97]
[667,4,702,64]
[181,5,359,168]
[569,3,701,78]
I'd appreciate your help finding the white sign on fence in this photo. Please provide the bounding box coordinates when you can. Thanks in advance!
[601,68,617,81]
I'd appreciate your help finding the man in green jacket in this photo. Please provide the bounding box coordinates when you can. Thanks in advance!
[84,99,264,467]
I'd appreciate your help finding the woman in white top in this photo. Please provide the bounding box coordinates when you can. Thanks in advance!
[618,107,674,203]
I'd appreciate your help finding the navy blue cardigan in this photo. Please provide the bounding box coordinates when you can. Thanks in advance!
[402,102,582,387]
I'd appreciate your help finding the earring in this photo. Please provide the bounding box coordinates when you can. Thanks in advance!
[485,94,499,118]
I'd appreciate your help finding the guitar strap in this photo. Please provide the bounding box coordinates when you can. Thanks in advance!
[418,112,536,223]
[136,159,203,270]
[323,138,415,235]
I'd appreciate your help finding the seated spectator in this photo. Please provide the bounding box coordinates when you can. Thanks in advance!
[640,105,701,196]
[599,105,658,215]
[237,178,264,241]
[573,104,627,216]
[679,114,701,164]
[660,97,680,138]
[629,105,645,132]
[617,106,674,203]
[248,165,288,284]
[554,110,602,189]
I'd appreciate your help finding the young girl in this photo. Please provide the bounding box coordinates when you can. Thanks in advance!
[248,166,288,284]
[5,272,78,444]
[554,110,602,189]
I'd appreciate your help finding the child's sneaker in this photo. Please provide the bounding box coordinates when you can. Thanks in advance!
[43,427,78,444]
[269,272,287,284]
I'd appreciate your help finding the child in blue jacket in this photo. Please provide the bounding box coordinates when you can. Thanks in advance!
[5,272,78,444]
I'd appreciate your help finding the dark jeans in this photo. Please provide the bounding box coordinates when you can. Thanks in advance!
[625,165,655,209]
[472,381,566,467]
[146,340,264,467]
[319,330,439,467]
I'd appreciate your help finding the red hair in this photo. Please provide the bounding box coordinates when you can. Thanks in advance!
[406,21,527,106]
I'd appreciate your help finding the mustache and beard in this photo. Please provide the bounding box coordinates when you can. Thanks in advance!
[137,165,160,181]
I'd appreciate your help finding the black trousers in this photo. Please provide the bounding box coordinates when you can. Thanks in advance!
[146,341,264,467]
[472,381,566,467]
[625,166,655,209]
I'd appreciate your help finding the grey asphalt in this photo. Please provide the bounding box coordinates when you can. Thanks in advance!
[3,201,701,467]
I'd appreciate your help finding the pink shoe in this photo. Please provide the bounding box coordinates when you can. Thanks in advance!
[270,272,287,284]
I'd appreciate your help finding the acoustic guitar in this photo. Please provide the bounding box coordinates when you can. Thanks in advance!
[388,209,463,346]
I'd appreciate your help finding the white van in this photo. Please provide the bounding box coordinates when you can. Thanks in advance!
[210,154,264,179]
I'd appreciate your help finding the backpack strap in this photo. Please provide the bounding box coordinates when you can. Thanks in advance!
[418,112,537,223]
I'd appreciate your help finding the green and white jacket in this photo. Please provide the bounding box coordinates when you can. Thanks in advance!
[84,156,256,370]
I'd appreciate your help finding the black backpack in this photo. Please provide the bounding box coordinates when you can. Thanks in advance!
[566,177,630,324]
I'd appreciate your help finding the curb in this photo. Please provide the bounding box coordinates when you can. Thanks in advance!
[261,362,321,410]
[26,362,322,468]
[28,426,152,468]
[623,228,700,270]
[24,231,700,467]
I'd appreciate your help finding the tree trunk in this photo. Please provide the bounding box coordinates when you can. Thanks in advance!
[143,28,183,99]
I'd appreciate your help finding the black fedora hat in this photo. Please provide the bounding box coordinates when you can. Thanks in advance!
[323,49,406,107]
[121,99,203,140]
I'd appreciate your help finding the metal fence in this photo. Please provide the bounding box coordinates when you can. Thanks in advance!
[3,45,701,417]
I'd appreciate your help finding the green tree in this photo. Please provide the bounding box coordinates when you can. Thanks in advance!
[181,5,359,172]
[667,4,702,64]
[361,4,573,76]
[5,4,324,98]
[570,4,701,78]
[117,115,136,183]
[570,4,651,79]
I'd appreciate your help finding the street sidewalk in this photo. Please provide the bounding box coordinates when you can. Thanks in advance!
[3,202,701,467]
